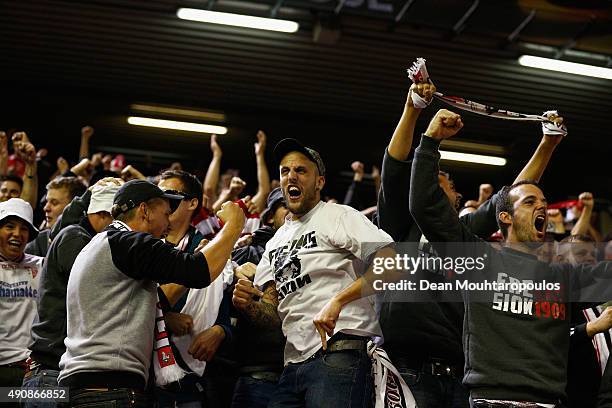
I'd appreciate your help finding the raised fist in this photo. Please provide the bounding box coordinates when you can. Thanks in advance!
[216,201,245,228]
[408,82,436,108]
[351,161,364,175]
[81,126,94,139]
[57,157,69,174]
[579,192,594,210]
[255,130,267,156]
[424,109,464,141]
[210,134,222,157]
[229,176,246,196]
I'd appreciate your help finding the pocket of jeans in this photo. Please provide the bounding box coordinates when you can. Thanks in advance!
[322,349,361,370]
[400,369,421,387]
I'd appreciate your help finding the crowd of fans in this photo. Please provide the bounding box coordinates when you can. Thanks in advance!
[0,80,610,408]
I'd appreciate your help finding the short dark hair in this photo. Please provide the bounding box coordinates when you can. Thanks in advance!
[0,175,24,190]
[560,234,595,244]
[46,176,87,199]
[496,180,540,238]
[159,170,203,219]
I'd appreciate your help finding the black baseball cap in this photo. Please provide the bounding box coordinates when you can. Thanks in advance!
[112,179,184,216]
[273,138,326,177]
[260,187,285,222]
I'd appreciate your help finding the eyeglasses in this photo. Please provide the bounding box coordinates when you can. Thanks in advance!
[163,189,196,200]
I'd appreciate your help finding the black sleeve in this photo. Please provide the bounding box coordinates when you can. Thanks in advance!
[50,190,92,241]
[377,148,420,242]
[599,356,612,407]
[57,231,91,278]
[571,261,612,303]
[409,135,481,245]
[459,192,500,240]
[343,180,367,210]
[108,230,211,288]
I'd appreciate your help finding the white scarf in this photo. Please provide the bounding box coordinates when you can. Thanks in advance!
[406,57,568,137]
[154,232,233,386]
[368,342,417,408]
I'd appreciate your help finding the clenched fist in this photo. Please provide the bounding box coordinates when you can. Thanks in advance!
[579,192,594,210]
[425,109,464,141]
[216,201,245,228]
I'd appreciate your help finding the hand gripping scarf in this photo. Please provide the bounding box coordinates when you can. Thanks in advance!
[406,58,568,137]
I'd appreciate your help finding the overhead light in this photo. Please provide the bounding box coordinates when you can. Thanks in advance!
[177,8,299,33]
[127,117,227,134]
[130,104,226,122]
[441,139,505,156]
[440,150,506,166]
[518,55,612,80]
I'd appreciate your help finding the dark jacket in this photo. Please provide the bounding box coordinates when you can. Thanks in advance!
[30,217,97,368]
[409,134,612,403]
[376,147,499,363]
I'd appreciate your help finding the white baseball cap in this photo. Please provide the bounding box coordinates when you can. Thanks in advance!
[88,183,122,215]
[0,198,39,241]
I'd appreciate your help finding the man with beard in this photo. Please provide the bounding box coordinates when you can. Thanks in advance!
[377,81,566,408]
[409,109,612,407]
[233,139,394,408]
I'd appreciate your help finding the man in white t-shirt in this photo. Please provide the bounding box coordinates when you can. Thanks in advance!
[233,138,393,408]
[0,198,43,388]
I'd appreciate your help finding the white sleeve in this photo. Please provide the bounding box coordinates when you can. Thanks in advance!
[254,247,274,289]
[329,207,394,262]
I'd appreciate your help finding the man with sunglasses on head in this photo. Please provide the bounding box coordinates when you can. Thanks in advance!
[155,170,234,408]
[58,179,245,407]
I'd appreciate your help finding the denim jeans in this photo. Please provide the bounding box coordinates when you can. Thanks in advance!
[69,388,151,408]
[154,373,205,407]
[399,368,469,408]
[231,376,277,408]
[21,367,68,408]
[268,347,373,408]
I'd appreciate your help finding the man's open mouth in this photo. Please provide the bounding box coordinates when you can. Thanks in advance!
[534,214,546,238]
[287,186,302,201]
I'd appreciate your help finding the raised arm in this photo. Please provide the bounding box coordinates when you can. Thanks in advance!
[0,132,7,176]
[513,113,565,184]
[388,82,434,161]
[204,134,222,204]
[13,132,38,209]
[251,130,270,214]
[409,109,478,244]
[377,82,435,241]
[79,126,94,160]
[571,192,601,241]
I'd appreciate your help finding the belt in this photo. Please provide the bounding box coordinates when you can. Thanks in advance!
[308,335,368,361]
[2,359,28,369]
[394,356,462,378]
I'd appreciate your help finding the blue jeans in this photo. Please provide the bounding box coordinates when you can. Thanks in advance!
[21,367,68,408]
[154,373,205,407]
[399,368,469,408]
[69,388,151,408]
[268,348,373,408]
[231,376,277,408]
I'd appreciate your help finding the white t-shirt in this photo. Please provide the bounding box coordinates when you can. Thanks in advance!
[254,201,393,364]
[0,253,44,364]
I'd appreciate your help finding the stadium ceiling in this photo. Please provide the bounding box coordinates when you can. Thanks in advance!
[1,0,611,196]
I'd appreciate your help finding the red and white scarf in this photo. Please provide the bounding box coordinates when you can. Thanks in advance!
[406,57,568,137]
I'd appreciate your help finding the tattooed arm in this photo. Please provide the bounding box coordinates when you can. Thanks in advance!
[233,263,282,329]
